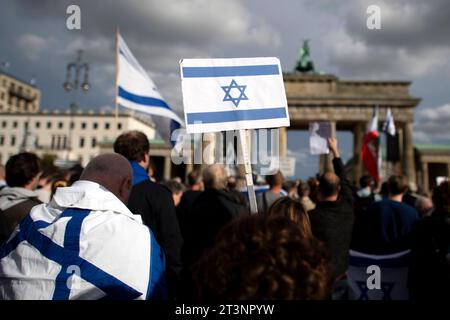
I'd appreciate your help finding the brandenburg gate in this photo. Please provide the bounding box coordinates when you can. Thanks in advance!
[280,73,421,185]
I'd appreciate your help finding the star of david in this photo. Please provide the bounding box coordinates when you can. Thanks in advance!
[221,79,248,107]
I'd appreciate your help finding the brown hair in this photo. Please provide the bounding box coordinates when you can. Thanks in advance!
[388,175,409,196]
[266,196,313,240]
[194,215,330,300]
[5,152,41,187]
[113,130,150,162]
[266,170,284,188]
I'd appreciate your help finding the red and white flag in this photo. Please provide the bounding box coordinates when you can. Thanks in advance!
[361,108,380,182]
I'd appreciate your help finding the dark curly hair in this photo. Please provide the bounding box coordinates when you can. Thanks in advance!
[113,130,150,162]
[193,215,330,300]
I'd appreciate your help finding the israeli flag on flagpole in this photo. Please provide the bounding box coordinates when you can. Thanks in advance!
[117,33,184,143]
[180,57,290,134]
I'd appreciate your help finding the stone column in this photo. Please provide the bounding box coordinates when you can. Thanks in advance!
[202,132,216,168]
[422,161,429,195]
[320,121,336,173]
[353,122,364,185]
[402,122,416,186]
[164,155,171,180]
[279,127,288,158]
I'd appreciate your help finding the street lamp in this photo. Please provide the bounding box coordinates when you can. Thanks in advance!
[63,49,90,106]
[63,49,90,161]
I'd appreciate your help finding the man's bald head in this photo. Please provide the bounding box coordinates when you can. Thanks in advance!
[80,153,133,204]
[318,171,341,201]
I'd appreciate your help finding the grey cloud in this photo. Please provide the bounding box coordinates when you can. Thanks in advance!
[16,33,54,61]
[414,104,450,143]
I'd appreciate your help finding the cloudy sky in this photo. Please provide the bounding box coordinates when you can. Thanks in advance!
[1,0,449,178]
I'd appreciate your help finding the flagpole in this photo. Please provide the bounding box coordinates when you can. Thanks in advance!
[239,129,258,214]
[114,27,120,138]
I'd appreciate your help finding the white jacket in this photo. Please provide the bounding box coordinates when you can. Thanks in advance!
[0,180,167,300]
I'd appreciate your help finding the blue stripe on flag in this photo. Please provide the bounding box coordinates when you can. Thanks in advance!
[186,107,286,124]
[146,228,168,300]
[118,86,171,110]
[52,208,90,300]
[182,64,280,78]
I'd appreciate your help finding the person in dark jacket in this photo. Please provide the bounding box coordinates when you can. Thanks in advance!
[177,170,203,239]
[352,175,419,254]
[308,138,354,295]
[0,153,42,244]
[409,180,450,300]
[114,131,183,299]
[180,164,249,300]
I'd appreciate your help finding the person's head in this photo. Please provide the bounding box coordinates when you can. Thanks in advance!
[202,164,228,190]
[194,215,330,300]
[5,152,41,190]
[0,164,5,181]
[307,177,320,203]
[266,170,284,190]
[51,174,69,198]
[317,171,340,202]
[163,179,185,207]
[37,169,60,190]
[67,164,84,186]
[113,130,150,170]
[227,176,237,190]
[79,153,133,204]
[266,196,313,239]
[284,180,298,199]
[359,175,373,190]
[297,181,310,198]
[387,175,409,198]
[380,181,389,199]
[187,169,203,190]
[416,196,433,218]
[431,180,450,214]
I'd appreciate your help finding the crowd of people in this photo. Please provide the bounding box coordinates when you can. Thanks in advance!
[0,130,448,300]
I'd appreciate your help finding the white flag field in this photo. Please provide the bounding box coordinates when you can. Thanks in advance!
[116,34,184,143]
[180,57,290,134]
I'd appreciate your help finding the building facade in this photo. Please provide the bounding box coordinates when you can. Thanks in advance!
[0,110,156,166]
[0,71,40,113]
[415,144,450,195]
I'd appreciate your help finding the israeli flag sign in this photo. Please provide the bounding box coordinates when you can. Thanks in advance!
[180,57,290,133]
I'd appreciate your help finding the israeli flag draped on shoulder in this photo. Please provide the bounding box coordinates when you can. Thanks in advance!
[116,32,184,144]
[0,181,167,300]
[180,57,290,134]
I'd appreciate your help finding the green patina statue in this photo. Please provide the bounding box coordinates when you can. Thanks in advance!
[295,40,315,73]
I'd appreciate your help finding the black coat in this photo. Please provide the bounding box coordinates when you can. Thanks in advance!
[127,180,183,297]
[408,209,450,300]
[309,158,355,281]
[180,188,248,300]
